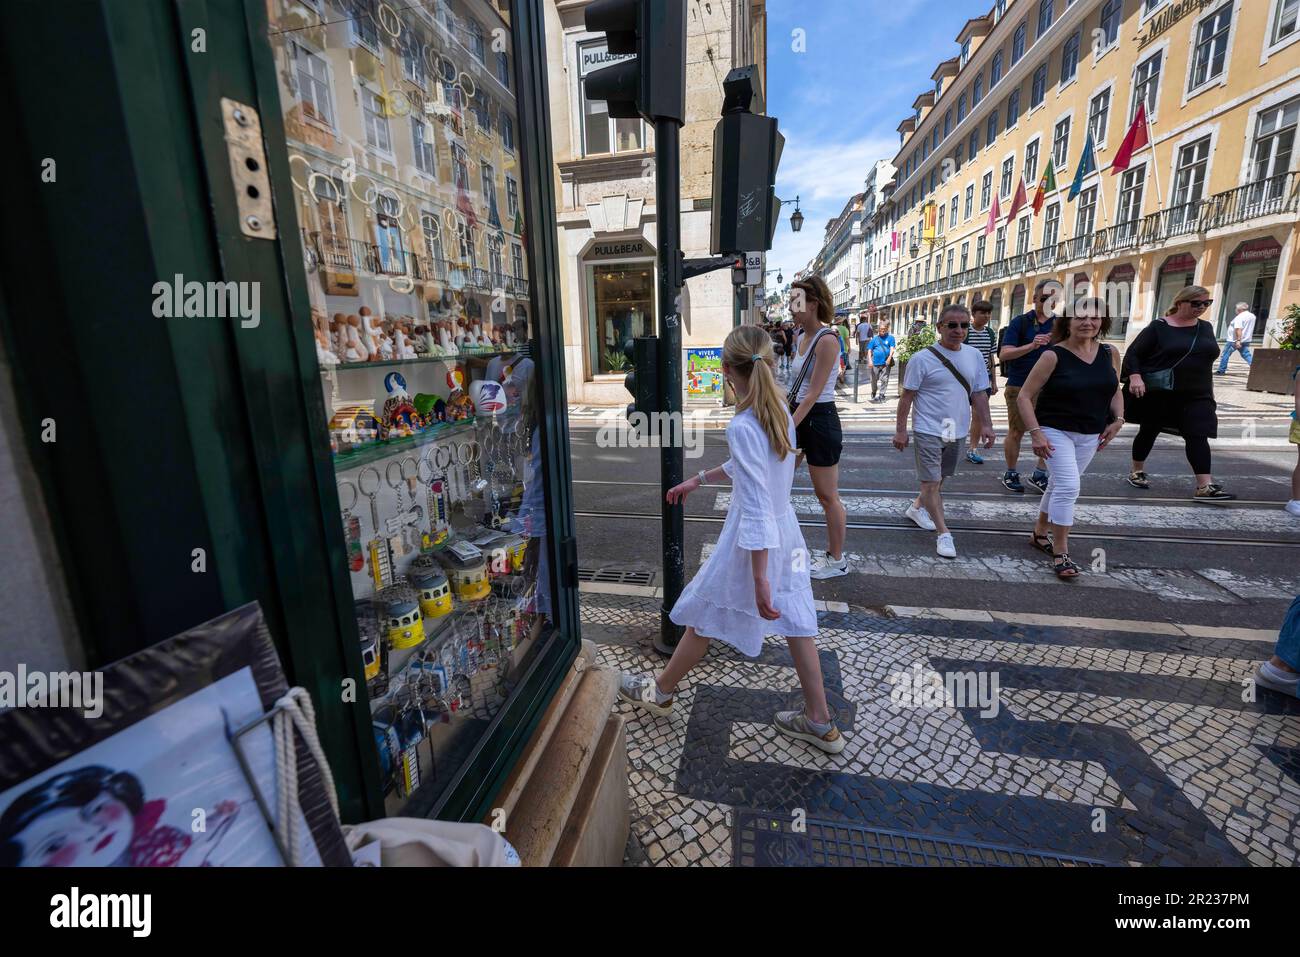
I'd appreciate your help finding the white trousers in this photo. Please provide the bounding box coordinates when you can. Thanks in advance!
[1038,427,1100,527]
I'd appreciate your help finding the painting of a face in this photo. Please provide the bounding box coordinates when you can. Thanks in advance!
[19,794,133,867]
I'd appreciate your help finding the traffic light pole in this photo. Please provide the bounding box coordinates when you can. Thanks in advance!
[654,117,684,656]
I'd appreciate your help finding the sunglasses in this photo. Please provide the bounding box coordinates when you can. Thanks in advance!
[944,321,971,329]
[1186,300,1213,308]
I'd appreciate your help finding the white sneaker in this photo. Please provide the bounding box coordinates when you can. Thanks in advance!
[905,503,936,531]
[810,555,848,579]
[935,533,957,559]
[1286,500,1300,517]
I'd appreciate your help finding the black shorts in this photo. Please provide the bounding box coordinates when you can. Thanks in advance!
[796,402,842,467]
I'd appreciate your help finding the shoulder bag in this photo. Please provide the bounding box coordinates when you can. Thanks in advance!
[924,346,973,401]
[787,328,836,413]
[1141,319,1199,392]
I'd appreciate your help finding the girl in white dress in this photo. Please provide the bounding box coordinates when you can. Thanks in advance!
[618,326,844,754]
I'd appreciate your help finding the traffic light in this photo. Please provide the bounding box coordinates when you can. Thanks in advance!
[583,0,687,125]
[710,66,785,256]
[624,336,660,426]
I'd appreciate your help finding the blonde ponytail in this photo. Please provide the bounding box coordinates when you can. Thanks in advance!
[723,326,794,460]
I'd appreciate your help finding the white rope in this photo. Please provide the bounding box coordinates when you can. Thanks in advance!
[271,687,340,867]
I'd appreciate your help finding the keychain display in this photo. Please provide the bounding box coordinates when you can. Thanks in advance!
[418,444,453,550]
[385,457,422,559]
[436,539,490,601]
[338,480,364,572]
[358,467,394,589]
[411,568,453,620]
[384,598,426,651]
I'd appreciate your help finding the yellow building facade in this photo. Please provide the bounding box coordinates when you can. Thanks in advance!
[867,0,1299,347]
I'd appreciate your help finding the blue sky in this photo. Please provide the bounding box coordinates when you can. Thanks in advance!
[765,0,989,293]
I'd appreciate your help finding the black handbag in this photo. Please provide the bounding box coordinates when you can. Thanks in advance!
[1141,319,1199,392]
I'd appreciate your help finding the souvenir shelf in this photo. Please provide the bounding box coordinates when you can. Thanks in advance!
[330,417,477,471]
[319,347,515,375]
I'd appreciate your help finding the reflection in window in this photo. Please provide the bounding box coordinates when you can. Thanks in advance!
[588,263,654,376]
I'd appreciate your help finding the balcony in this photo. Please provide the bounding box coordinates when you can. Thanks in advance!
[862,172,1298,310]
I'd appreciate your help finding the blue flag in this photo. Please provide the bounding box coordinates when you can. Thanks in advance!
[1068,131,1098,201]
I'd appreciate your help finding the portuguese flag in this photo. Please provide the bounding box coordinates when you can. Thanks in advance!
[1032,159,1058,215]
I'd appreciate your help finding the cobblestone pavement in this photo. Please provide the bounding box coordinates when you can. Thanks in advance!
[581,591,1300,867]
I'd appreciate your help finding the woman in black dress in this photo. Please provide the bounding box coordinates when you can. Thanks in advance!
[1124,285,1235,501]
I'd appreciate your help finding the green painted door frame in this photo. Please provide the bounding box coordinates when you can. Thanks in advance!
[0,0,579,826]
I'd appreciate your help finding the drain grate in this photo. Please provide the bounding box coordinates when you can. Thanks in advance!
[577,565,656,587]
[732,810,1113,867]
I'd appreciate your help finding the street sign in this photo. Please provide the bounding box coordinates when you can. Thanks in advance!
[745,252,762,287]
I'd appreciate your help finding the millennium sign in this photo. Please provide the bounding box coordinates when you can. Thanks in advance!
[1138,0,1220,49]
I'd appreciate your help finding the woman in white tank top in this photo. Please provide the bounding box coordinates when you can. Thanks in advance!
[788,277,848,580]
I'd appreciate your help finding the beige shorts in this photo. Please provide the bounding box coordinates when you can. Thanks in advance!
[1005,385,1038,435]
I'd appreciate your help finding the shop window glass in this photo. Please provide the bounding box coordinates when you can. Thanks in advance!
[266,1,554,817]
[587,262,655,376]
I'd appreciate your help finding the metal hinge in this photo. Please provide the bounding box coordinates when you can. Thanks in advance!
[221,98,277,240]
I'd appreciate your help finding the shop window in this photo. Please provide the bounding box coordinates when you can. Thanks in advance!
[1152,253,1198,320]
[579,41,644,155]
[587,261,655,376]
[1108,264,1136,333]
[1220,238,1281,337]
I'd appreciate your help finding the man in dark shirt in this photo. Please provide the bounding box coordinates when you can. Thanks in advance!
[998,280,1058,493]
[964,301,999,463]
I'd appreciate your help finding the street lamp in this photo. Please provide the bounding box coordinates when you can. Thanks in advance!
[777,195,804,233]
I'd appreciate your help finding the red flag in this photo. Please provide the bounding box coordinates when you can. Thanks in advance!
[1110,103,1150,174]
[1006,177,1028,224]
[985,192,1001,236]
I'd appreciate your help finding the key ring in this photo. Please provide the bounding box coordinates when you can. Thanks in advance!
[455,442,473,465]
[386,459,405,489]
[417,451,436,483]
[338,480,358,512]
[401,455,419,481]
[357,466,382,496]
[435,443,454,471]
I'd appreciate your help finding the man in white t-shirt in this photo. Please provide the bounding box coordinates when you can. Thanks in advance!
[893,304,995,558]
[1217,303,1257,374]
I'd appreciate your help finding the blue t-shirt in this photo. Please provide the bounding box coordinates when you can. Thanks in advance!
[867,334,896,365]
[1002,310,1056,387]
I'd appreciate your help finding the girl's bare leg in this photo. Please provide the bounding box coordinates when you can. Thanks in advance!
[657,627,710,693]
[785,636,832,724]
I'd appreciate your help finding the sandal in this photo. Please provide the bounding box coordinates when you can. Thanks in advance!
[1052,553,1081,580]
[1127,471,1150,490]
[1029,531,1054,555]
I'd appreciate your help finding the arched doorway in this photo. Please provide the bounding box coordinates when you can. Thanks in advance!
[1106,263,1136,337]
[989,288,1004,327]
[1219,237,1281,340]
[1152,252,1197,321]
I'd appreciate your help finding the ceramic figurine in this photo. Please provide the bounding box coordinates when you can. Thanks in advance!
[412,570,453,620]
[378,372,421,439]
[313,310,339,366]
[360,306,383,360]
[384,599,426,650]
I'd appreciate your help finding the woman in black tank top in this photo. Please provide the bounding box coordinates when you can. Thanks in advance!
[1015,298,1125,579]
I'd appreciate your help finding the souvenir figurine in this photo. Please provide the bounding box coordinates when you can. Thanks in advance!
[313,309,339,365]
[444,368,474,422]
[412,569,453,620]
[384,599,427,650]
[359,306,383,360]
[437,320,457,356]
[412,324,432,356]
[339,314,364,362]
[377,372,422,439]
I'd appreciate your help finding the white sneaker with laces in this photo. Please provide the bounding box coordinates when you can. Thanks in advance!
[935,533,957,559]
[905,503,937,531]
[810,555,848,580]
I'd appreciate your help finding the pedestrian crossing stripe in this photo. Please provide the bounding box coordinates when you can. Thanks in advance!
[695,539,1300,604]
[713,491,1299,534]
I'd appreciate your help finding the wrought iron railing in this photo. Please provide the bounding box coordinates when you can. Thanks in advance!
[1202,171,1298,230]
